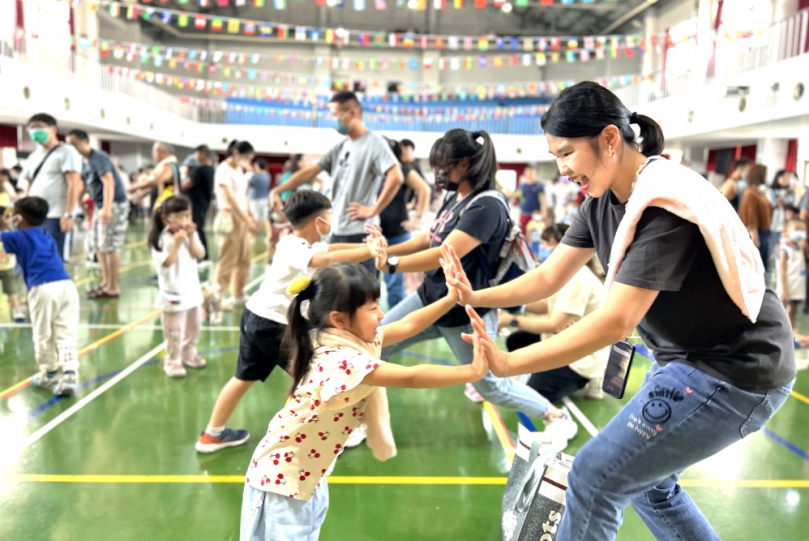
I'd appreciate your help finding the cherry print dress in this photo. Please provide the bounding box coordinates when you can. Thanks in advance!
[246,328,385,501]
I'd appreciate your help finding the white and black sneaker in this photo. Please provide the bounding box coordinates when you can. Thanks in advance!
[345,423,368,448]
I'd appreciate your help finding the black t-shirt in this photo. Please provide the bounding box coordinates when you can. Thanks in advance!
[379,163,413,238]
[562,190,795,392]
[184,165,215,218]
[418,190,509,327]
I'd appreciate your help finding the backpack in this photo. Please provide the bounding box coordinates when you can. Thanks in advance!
[459,190,537,290]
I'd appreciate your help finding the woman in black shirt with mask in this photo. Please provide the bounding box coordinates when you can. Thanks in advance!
[373,129,571,424]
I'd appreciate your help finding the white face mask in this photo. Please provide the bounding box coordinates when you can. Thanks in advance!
[315,216,331,241]
[790,230,807,243]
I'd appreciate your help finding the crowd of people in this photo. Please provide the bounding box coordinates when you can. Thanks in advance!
[0,84,798,541]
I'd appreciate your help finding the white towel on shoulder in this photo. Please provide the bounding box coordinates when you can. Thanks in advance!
[604,157,766,323]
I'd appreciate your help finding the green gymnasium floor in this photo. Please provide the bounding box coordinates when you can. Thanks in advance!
[1,223,808,541]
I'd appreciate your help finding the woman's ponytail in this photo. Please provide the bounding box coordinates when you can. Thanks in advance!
[633,113,665,157]
[542,82,666,158]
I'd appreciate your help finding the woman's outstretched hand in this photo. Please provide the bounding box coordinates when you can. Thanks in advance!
[461,305,511,377]
[440,243,476,307]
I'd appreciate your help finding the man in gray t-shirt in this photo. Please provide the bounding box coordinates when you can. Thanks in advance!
[20,113,83,262]
[270,91,403,274]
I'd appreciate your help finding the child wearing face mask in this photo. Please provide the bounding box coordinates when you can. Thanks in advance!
[776,218,809,345]
[149,195,206,377]
[0,197,80,396]
[240,262,488,541]
[196,191,387,454]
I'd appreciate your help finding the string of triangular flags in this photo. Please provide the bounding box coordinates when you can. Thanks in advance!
[112,64,656,105]
[76,35,658,76]
[89,0,678,54]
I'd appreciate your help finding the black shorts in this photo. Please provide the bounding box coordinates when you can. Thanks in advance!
[235,308,289,382]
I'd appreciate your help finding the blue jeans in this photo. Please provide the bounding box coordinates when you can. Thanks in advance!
[381,292,551,418]
[558,361,793,541]
[42,218,72,262]
[240,480,329,541]
[382,232,411,310]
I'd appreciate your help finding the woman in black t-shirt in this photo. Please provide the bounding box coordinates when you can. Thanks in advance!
[375,129,562,421]
[445,82,795,541]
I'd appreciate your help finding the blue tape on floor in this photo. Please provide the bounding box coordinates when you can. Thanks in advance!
[762,428,809,461]
[27,346,239,419]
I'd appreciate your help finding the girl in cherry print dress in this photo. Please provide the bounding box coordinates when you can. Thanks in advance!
[240,263,488,541]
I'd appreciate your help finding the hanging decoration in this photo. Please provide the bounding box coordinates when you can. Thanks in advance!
[77,35,677,81]
[107,62,655,107]
[88,0,671,54]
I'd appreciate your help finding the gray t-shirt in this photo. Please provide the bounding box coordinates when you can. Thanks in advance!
[83,149,127,206]
[22,144,83,218]
[318,132,399,236]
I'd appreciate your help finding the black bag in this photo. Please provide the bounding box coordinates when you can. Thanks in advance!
[502,426,574,541]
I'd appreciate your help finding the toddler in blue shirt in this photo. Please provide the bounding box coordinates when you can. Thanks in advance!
[0,197,80,396]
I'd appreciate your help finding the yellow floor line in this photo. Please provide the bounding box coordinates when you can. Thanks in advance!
[3,475,809,489]
[482,401,515,462]
[251,250,269,264]
[790,390,809,406]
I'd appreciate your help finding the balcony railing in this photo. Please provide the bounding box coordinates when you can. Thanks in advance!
[614,8,809,108]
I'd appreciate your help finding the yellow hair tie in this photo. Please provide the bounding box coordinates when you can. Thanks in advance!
[287,276,312,296]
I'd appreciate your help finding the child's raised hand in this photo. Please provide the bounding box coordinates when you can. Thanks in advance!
[462,305,510,378]
[468,321,490,382]
[440,243,476,306]
[185,222,197,233]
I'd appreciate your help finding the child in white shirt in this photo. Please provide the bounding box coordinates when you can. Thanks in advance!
[197,190,387,453]
[776,218,808,345]
[149,195,206,377]
[240,262,488,541]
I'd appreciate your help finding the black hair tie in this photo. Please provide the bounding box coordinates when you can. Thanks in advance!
[629,112,640,125]
[298,282,317,301]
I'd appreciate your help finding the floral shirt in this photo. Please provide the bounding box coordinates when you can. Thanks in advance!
[246,329,384,501]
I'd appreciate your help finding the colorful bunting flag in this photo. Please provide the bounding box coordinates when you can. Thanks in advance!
[194,15,206,29]
[211,18,223,31]
[228,19,240,33]
[178,14,189,26]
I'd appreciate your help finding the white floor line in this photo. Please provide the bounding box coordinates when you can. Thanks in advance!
[17,342,166,455]
[561,396,600,438]
[244,271,266,293]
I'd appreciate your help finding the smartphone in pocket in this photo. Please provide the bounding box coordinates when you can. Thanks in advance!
[602,341,636,399]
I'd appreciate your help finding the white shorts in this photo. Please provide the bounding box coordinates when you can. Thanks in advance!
[250,199,269,222]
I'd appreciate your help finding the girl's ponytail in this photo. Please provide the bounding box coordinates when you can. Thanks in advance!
[284,277,318,395]
[148,205,165,251]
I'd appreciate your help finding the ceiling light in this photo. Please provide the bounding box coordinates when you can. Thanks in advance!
[501,2,513,13]
[326,0,340,5]
[335,27,348,38]
[407,0,418,8]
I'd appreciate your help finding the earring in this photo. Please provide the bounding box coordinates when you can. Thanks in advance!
[609,145,615,158]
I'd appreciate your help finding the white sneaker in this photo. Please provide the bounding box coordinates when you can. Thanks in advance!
[345,423,368,448]
[584,377,605,400]
[535,408,578,451]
